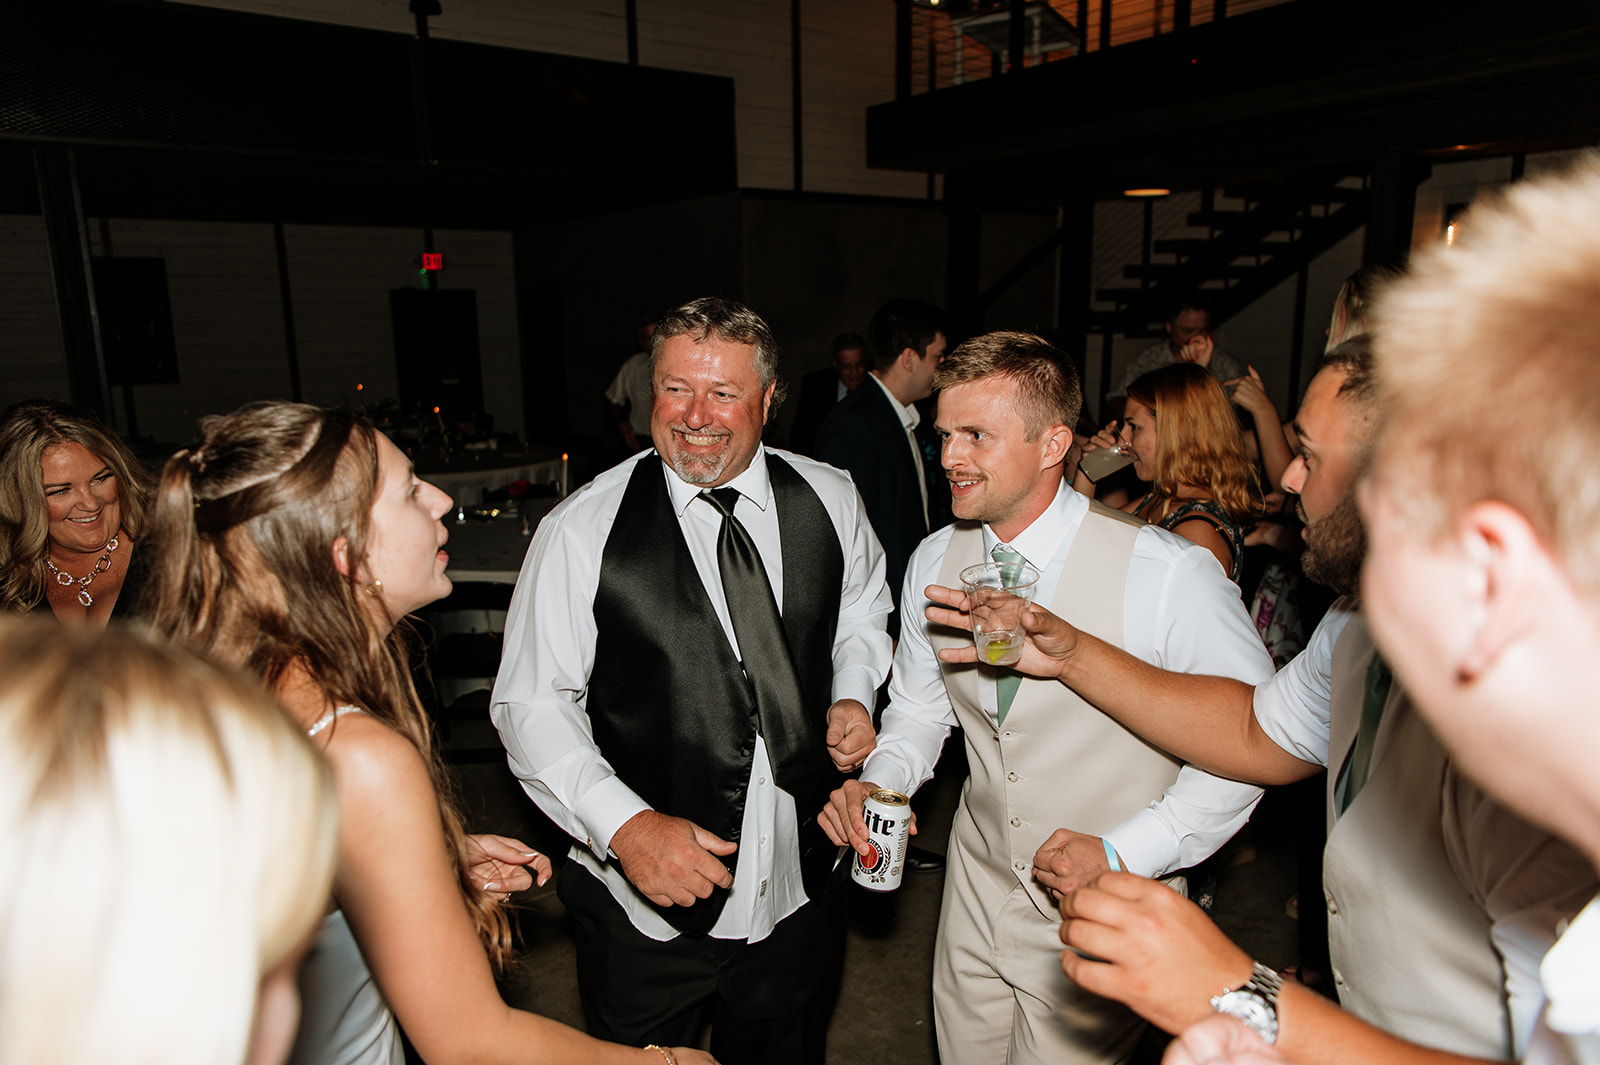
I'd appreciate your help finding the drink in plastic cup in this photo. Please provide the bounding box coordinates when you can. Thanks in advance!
[959,560,1042,667]
[1078,445,1135,482]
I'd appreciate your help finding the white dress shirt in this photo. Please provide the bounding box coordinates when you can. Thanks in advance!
[1250,597,1358,767]
[1254,598,1595,1055]
[603,351,654,435]
[866,372,929,527]
[864,482,1273,877]
[1525,894,1600,1065]
[491,446,893,943]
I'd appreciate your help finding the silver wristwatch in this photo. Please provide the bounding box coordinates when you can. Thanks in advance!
[1209,961,1282,1045]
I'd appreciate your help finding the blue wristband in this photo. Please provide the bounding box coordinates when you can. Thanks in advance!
[1102,837,1122,872]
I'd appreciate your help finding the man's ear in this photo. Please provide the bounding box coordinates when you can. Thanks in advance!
[899,346,919,373]
[1039,423,1074,471]
[1458,501,1544,681]
[332,535,352,579]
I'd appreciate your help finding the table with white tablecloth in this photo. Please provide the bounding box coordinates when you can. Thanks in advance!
[422,457,565,508]
[429,501,558,706]
[442,499,558,585]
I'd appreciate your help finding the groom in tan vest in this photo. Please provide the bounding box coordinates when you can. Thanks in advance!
[926,339,1594,1065]
[821,331,1275,1065]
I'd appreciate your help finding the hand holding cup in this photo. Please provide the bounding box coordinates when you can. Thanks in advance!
[959,561,1041,667]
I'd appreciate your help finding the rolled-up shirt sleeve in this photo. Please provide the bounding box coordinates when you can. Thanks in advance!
[1250,600,1356,768]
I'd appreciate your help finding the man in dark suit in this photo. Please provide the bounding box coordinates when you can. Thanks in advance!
[817,298,947,640]
[788,332,867,456]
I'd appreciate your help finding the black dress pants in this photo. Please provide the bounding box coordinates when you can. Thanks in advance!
[556,860,849,1065]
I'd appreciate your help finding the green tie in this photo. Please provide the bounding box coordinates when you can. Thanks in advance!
[1337,653,1393,814]
[991,543,1027,723]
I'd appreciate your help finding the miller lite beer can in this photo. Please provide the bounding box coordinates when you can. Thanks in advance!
[852,788,911,892]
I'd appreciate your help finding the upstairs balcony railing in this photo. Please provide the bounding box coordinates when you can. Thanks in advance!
[895,0,1296,96]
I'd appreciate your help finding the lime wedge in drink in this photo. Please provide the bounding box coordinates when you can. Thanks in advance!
[985,639,1011,664]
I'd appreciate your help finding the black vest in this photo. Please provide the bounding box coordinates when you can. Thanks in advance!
[589,454,844,933]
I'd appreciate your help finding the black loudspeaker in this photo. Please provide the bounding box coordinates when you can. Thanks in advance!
[390,288,483,423]
[92,257,179,386]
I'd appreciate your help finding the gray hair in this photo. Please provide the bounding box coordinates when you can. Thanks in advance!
[650,297,788,416]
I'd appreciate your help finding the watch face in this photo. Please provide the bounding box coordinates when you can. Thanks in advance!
[1215,990,1279,1044]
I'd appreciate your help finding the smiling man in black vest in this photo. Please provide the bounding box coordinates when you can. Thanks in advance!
[491,297,893,1065]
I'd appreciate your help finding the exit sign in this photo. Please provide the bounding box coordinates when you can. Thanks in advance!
[421,252,445,271]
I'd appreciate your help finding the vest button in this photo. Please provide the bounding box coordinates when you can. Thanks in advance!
[1010,817,1022,828]
[1014,860,1027,872]
[1007,772,1019,782]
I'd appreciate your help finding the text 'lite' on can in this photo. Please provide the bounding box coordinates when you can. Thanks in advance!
[852,788,911,892]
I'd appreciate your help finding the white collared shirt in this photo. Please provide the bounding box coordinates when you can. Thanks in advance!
[864,481,1274,877]
[867,372,929,527]
[603,350,654,435]
[1249,598,1358,767]
[491,446,893,942]
[1525,894,1600,1065]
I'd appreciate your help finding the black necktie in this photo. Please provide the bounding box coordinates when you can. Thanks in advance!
[700,488,817,798]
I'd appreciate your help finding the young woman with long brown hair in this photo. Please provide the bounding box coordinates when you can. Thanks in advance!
[143,402,714,1065]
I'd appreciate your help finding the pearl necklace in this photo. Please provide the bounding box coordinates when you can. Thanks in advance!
[45,536,119,608]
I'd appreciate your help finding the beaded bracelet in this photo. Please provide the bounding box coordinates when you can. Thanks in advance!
[645,1045,678,1065]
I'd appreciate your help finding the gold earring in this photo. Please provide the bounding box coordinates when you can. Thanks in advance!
[365,578,383,597]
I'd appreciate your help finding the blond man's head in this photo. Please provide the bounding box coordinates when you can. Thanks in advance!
[1370,154,1600,601]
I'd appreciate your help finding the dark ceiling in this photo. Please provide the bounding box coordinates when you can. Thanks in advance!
[0,0,737,226]
[869,0,1600,203]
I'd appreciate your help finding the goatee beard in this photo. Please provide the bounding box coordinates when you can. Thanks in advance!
[1301,494,1366,597]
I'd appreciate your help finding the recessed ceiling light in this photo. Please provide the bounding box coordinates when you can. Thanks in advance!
[1122,188,1171,198]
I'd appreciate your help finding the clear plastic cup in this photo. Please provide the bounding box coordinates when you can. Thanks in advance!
[1078,445,1135,483]
[959,560,1041,667]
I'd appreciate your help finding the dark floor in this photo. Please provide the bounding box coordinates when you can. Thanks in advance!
[446,714,1312,1065]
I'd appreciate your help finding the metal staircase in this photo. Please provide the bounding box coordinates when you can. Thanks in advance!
[1093,170,1372,336]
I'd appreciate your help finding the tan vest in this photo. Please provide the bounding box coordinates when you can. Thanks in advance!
[1322,615,1512,1057]
[931,504,1182,920]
